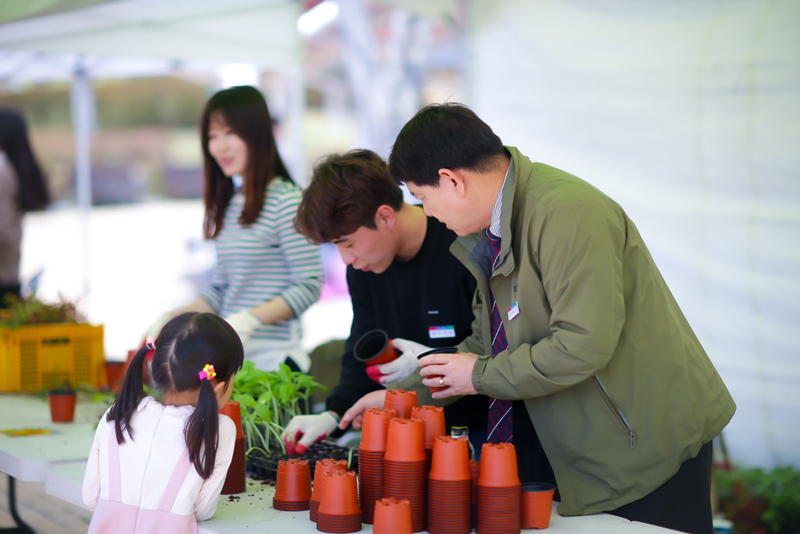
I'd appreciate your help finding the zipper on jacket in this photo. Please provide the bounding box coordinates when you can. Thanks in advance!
[593,376,636,448]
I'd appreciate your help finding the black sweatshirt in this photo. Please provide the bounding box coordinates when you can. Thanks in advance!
[326,217,490,433]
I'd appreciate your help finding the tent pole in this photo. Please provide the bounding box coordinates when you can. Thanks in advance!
[70,62,93,302]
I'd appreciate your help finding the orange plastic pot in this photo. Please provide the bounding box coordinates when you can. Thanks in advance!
[429,436,471,481]
[410,405,445,450]
[416,347,458,394]
[521,483,556,529]
[373,498,412,534]
[219,400,244,439]
[312,459,348,501]
[360,408,397,452]
[318,470,361,516]
[384,418,426,462]
[48,391,77,423]
[219,401,246,494]
[355,329,397,365]
[383,389,418,419]
[478,442,520,487]
[274,459,312,502]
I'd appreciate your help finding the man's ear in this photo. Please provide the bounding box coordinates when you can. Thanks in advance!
[438,168,467,198]
[374,205,397,230]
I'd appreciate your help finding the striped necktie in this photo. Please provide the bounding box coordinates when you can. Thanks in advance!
[486,231,513,444]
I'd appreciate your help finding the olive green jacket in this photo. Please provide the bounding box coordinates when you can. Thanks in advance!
[453,147,735,516]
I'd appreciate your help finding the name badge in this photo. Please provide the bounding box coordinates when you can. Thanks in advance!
[507,301,520,321]
[429,325,456,339]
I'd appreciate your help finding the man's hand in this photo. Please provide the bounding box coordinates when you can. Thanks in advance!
[281,412,339,454]
[340,390,387,430]
[377,338,432,384]
[224,309,262,346]
[418,351,479,398]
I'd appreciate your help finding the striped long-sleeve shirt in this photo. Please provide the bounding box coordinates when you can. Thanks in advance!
[201,177,323,343]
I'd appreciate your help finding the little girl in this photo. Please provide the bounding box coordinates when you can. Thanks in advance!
[83,312,244,533]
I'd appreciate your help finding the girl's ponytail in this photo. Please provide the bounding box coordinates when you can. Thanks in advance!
[107,344,148,443]
[185,375,220,479]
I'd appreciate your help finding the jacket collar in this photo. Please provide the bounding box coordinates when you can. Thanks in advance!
[451,146,531,279]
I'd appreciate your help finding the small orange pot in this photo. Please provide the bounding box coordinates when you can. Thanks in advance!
[48,390,77,423]
[429,436,471,481]
[360,408,397,452]
[373,498,412,534]
[383,389,418,419]
[274,459,312,503]
[318,470,361,516]
[355,329,397,365]
[219,401,245,494]
[104,361,126,393]
[219,400,244,439]
[410,405,445,450]
[384,418,426,462]
[310,459,348,522]
[521,483,556,529]
[478,442,520,487]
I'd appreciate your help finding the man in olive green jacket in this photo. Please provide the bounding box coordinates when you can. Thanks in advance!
[389,103,735,534]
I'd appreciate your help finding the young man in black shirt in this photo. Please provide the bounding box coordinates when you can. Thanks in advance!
[282,149,488,454]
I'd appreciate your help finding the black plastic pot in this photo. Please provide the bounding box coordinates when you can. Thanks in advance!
[246,441,359,482]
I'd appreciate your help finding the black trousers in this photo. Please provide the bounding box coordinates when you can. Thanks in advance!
[513,402,713,534]
[608,440,714,534]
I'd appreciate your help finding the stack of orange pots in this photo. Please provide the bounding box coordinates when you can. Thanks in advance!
[317,470,362,533]
[383,418,427,532]
[373,498,413,534]
[426,436,472,534]
[310,459,348,522]
[410,405,446,465]
[358,408,397,524]
[476,443,521,534]
[273,459,312,511]
[219,400,246,494]
[469,460,480,530]
[383,389,418,419]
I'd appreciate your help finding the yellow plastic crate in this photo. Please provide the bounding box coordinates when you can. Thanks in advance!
[0,323,105,392]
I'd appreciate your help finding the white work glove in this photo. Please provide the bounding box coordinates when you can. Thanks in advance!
[224,309,262,346]
[142,312,173,342]
[281,412,339,455]
[377,337,432,385]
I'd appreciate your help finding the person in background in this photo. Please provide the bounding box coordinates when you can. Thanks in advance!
[281,149,489,455]
[388,103,735,534]
[144,86,322,373]
[83,312,244,531]
[0,107,50,306]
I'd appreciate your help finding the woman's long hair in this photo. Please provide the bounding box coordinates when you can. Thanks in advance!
[108,313,244,479]
[0,107,50,211]
[199,85,292,239]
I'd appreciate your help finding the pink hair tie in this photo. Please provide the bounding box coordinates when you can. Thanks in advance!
[198,364,216,381]
[144,336,156,361]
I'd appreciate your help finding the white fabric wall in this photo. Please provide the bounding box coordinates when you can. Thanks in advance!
[467,0,800,468]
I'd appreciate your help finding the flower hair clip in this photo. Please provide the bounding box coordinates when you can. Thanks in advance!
[198,364,216,381]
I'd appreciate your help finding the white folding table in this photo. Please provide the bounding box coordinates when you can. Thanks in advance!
[45,461,679,534]
[0,394,103,534]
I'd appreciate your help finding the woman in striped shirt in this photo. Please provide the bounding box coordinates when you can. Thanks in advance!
[146,86,322,372]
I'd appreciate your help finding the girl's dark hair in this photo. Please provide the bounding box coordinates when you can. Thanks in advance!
[294,149,404,244]
[389,102,506,188]
[0,107,50,211]
[108,313,244,479]
[199,85,292,239]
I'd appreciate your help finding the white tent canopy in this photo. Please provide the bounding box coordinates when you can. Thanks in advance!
[0,0,300,65]
[469,0,800,469]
